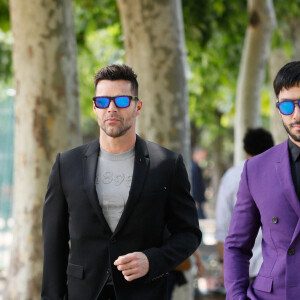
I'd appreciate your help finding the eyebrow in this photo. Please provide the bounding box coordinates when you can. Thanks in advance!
[278,98,300,101]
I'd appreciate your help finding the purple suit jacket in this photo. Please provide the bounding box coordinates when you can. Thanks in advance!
[224,140,300,300]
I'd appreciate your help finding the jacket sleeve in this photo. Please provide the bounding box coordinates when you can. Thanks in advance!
[41,153,69,299]
[224,160,260,300]
[143,154,202,281]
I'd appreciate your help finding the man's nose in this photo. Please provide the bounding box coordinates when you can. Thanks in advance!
[107,100,118,112]
[292,103,300,118]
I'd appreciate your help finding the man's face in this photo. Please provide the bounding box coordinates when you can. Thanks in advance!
[193,149,207,163]
[93,79,142,138]
[279,86,300,144]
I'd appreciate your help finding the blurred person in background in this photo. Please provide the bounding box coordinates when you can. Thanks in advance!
[168,249,205,300]
[191,146,207,219]
[167,146,207,300]
[215,128,274,284]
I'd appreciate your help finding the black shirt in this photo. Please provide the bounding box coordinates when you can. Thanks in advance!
[288,138,300,200]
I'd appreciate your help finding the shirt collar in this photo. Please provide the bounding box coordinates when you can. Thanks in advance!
[288,138,300,162]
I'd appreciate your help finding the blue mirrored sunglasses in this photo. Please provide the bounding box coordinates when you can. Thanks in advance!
[276,99,300,115]
[93,95,139,109]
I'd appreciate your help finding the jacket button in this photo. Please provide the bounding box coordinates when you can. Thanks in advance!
[288,248,295,256]
[272,217,278,224]
[111,238,117,243]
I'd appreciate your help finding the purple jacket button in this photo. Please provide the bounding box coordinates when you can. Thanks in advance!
[288,248,295,255]
[272,217,278,224]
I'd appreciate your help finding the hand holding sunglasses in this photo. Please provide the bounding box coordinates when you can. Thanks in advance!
[93,95,139,109]
[276,99,300,115]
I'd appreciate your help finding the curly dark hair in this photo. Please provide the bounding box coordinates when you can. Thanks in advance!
[243,128,274,156]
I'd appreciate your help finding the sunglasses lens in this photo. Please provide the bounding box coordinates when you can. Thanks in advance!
[95,97,109,108]
[279,101,294,115]
[115,96,130,108]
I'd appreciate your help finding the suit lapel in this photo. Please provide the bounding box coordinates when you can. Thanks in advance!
[276,140,300,243]
[113,135,150,237]
[276,140,300,217]
[83,139,112,235]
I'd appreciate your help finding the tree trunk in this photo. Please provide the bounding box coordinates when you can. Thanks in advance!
[6,0,81,299]
[234,0,276,164]
[289,18,300,60]
[117,0,190,165]
[269,49,289,145]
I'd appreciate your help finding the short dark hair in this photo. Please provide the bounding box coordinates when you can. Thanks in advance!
[94,64,139,96]
[243,128,274,156]
[273,61,300,98]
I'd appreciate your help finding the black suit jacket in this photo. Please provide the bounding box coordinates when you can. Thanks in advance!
[42,135,201,300]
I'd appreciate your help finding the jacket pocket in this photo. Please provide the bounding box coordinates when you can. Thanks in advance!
[252,275,273,293]
[67,263,84,279]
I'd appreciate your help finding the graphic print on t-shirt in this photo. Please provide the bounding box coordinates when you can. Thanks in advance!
[95,146,135,232]
[98,171,132,187]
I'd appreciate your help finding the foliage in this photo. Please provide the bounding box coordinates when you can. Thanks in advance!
[182,0,248,149]
[0,0,9,31]
[271,0,300,56]
[0,29,13,83]
[0,0,12,82]
[1,0,297,152]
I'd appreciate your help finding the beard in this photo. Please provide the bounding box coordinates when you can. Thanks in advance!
[99,113,134,138]
[283,120,300,142]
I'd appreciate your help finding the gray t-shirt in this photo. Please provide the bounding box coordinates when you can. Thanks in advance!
[95,146,135,232]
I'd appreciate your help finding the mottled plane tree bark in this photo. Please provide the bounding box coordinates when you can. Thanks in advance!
[117,0,190,165]
[6,0,81,299]
[234,0,276,164]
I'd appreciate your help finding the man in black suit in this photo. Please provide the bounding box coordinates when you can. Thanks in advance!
[41,64,201,300]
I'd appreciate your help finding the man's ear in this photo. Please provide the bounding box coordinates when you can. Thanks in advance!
[93,103,97,114]
[136,100,143,116]
[276,105,282,116]
[275,99,281,116]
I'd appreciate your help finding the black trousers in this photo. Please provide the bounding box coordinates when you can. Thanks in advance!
[98,284,116,300]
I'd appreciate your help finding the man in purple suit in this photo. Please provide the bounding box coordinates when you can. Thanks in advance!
[224,61,300,300]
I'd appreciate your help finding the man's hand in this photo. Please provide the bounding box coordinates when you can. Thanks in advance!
[114,252,149,281]
[194,250,205,278]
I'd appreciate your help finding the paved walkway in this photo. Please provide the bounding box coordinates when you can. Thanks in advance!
[196,219,226,300]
